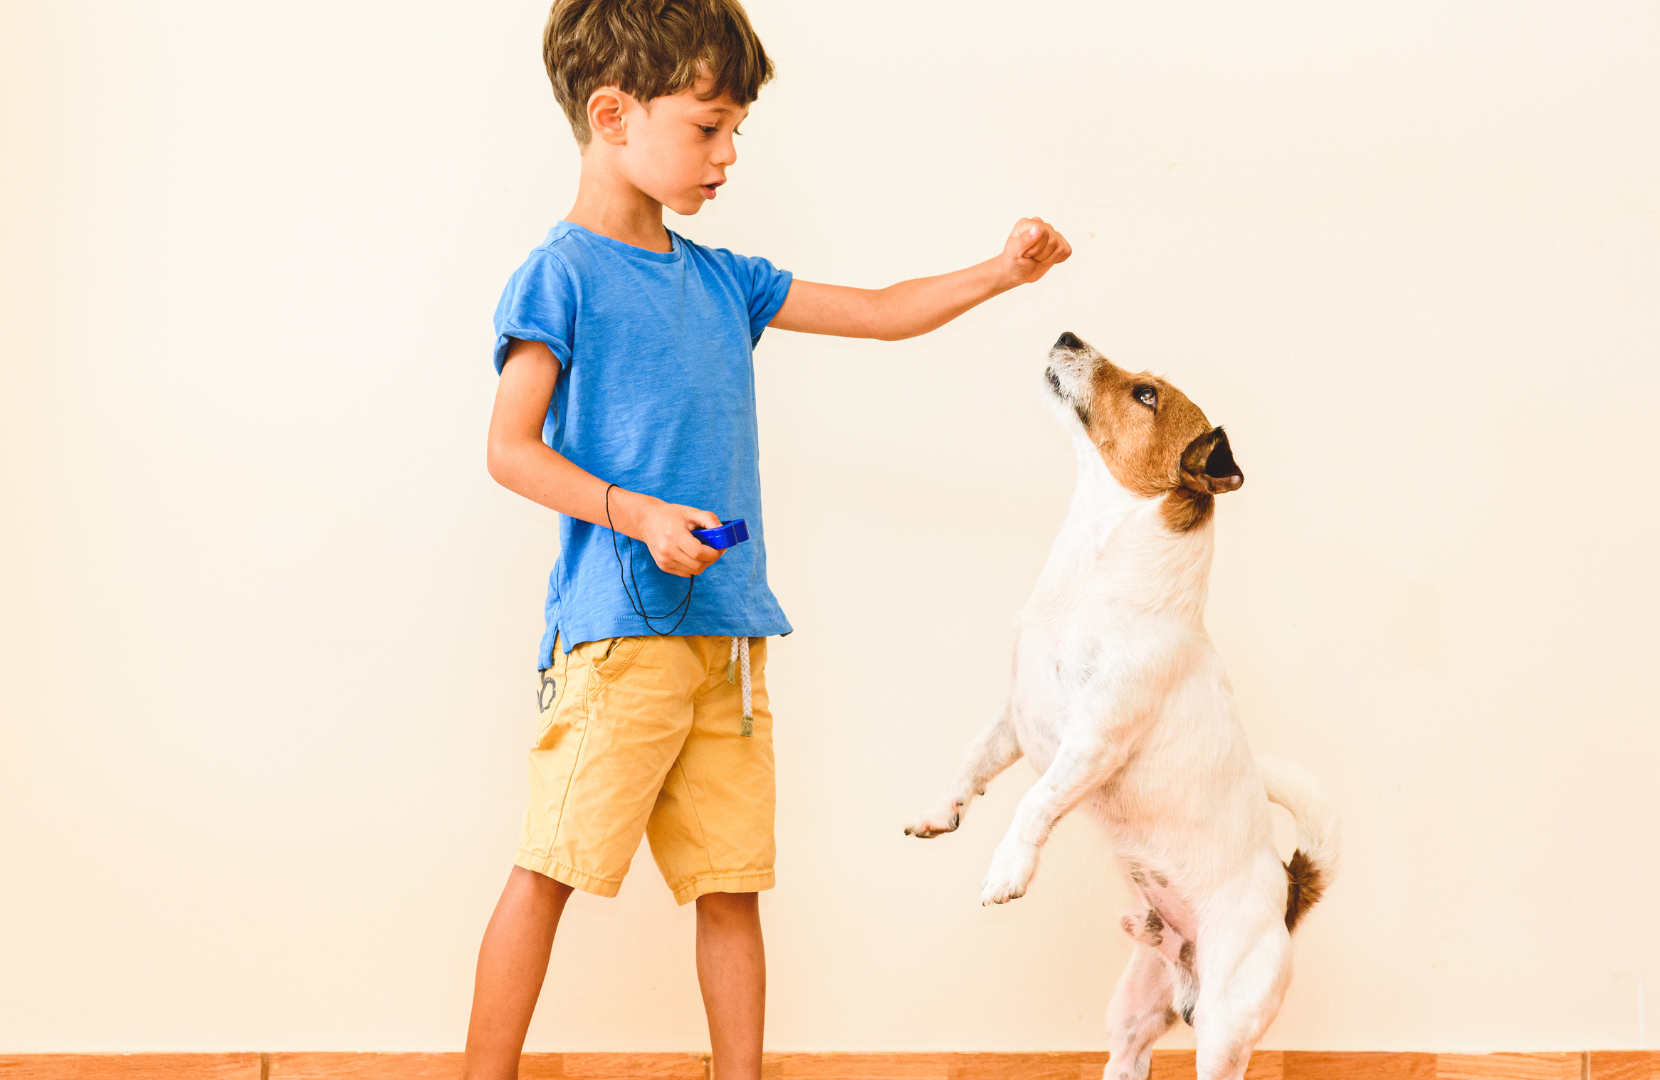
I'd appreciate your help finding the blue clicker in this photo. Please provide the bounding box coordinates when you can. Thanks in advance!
[692,519,749,549]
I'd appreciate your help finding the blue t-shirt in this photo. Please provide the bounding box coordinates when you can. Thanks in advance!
[492,221,795,668]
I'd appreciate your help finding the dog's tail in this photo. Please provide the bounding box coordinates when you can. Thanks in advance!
[1256,755,1340,932]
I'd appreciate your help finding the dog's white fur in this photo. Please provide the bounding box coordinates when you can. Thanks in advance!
[906,335,1339,1080]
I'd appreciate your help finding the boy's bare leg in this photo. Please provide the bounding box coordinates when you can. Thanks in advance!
[696,891,766,1080]
[463,866,575,1080]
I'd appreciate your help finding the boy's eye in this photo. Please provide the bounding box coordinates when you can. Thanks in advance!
[698,125,718,135]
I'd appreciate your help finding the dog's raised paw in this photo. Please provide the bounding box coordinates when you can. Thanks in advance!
[980,841,1038,904]
[903,801,961,838]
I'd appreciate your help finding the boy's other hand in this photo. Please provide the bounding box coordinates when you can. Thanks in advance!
[621,491,725,577]
[999,217,1072,288]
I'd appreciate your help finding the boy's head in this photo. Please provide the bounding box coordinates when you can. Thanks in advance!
[544,0,773,147]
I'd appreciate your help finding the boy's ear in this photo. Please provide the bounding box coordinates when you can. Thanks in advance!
[587,86,629,145]
[1179,426,1244,494]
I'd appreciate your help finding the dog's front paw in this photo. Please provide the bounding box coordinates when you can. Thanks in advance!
[903,796,964,839]
[980,840,1039,905]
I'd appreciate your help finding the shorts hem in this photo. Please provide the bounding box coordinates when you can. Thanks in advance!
[668,870,776,906]
[514,851,623,898]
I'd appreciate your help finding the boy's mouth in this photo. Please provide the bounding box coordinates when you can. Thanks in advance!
[701,181,723,200]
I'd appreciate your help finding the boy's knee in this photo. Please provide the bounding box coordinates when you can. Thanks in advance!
[510,863,576,901]
[695,890,759,923]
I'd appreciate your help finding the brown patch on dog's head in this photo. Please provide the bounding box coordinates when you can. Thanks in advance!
[1046,332,1243,532]
[1283,848,1327,931]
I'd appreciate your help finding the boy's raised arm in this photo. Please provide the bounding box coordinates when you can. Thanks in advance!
[768,218,1072,341]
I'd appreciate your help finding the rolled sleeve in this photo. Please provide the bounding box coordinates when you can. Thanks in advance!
[740,255,793,345]
[493,250,576,374]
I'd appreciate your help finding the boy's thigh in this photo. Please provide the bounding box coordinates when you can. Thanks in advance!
[647,637,776,905]
[517,634,704,897]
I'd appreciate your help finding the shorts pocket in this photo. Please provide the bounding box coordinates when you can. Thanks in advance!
[589,635,646,686]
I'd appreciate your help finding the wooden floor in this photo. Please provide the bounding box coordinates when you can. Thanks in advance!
[0,1052,1656,1080]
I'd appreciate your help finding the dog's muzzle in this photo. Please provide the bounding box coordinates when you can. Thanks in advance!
[1046,331,1091,403]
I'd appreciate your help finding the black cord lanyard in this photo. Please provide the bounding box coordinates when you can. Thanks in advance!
[605,483,694,636]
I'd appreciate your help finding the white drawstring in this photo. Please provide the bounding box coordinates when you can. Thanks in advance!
[727,637,753,738]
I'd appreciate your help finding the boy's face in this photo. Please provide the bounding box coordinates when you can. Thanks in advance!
[599,76,749,216]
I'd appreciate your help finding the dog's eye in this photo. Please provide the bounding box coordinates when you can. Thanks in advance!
[1134,385,1158,409]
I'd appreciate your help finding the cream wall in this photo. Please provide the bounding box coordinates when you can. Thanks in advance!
[2,0,1657,1055]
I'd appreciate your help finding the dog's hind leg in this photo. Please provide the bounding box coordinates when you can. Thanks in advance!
[904,698,1021,838]
[1191,922,1292,1080]
[1103,944,1177,1080]
[979,728,1126,904]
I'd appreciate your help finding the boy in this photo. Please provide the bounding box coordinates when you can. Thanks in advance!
[465,1,1071,1077]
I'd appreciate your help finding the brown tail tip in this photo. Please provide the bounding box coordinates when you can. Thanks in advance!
[1284,849,1327,931]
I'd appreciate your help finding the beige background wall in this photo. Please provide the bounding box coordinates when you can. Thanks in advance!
[3,0,1657,1055]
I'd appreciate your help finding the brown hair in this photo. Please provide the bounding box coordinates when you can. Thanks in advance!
[544,0,774,146]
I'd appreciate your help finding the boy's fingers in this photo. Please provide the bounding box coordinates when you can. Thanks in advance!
[1023,240,1054,267]
[1023,222,1068,262]
[1033,233,1070,267]
[683,529,726,565]
[1005,217,1069,281]
[659,547,690,576]
[655,534,695,576]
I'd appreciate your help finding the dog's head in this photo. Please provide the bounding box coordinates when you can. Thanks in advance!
[1045,331,1243,531]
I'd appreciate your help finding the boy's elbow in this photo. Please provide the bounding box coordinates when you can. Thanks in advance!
[871,317,919,342]
[485,439,513,487]
[864,291,919,341]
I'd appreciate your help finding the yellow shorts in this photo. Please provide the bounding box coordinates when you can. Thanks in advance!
[515,634,775,905]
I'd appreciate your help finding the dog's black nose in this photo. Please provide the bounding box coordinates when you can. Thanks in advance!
[1056,331,1083,350]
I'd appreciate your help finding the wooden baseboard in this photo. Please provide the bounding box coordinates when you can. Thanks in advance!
[0,1057,265,1080]
[0,1052,1654,1080]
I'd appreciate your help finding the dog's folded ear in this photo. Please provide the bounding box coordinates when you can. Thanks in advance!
[1180,427,1244,494]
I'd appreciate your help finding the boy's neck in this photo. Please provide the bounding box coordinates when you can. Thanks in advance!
[565,159,673,254]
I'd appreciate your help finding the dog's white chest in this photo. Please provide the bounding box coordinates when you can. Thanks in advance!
[1010,608,1148,772]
